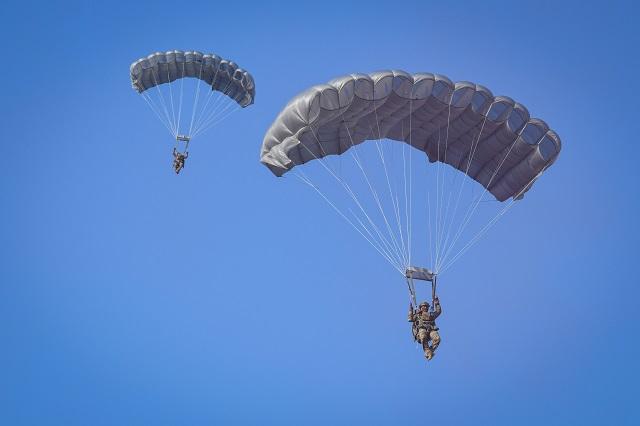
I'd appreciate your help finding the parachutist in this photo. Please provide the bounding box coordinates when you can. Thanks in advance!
[172,148,188,174]
[131,51,254,174]
[408,297,441,361]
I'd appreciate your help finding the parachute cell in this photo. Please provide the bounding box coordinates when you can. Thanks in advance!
[261,70,560,202]
[130,50,255,107]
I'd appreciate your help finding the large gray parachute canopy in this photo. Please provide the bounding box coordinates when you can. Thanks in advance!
[130,50,255,107]
[261,70,561,201]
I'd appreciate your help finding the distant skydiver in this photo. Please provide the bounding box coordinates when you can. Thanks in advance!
[172,148,188,174]
[130,50,255,172]
[408,297,441,361]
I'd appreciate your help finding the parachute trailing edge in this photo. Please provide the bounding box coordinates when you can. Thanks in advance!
[260,70,560,201]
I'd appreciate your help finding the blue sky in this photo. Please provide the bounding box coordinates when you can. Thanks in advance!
[1,0,639,424]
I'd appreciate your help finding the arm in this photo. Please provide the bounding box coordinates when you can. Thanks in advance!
[432,297,442,319]
[407,303,415,322]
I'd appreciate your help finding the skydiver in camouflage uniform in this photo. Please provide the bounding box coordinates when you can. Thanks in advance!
[173,148,188,174]
[408,298,442,361]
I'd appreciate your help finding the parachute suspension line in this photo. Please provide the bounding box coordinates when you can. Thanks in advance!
[436,102,455,272]
[187,60,206,137]
[338,121,408,268]
[345,206,406,273]
[192,77,240,138]
[388,131,402,256]
[394,98,413,268]
[440,120,528,268]
[301,126,407,269]
[396,118,412,269]
[434,126,443,272]
[395,98,416,271]
[436,115,487,270]
[190,82,218,134]
[193,92,240,136]
[427,191,434,268]
[436,191,453,272]
[191,70,227,134]
[294,170,404,274]
[439,166,550,274]
[433,103,453,272]
[365,136,409,267]
[438,113,490,272]
[397,99,413,272]
[141,92,176,136]
[191,95,240,138]
[438,120,528,270]
[373,138,409,266]
[346,207,405,273]
[294,172,401,272]
[176,61,186,137]
[366,121,409,269]
[398,121,408,267]
[166,64,178,136]
[369,97,411,268]
[149,67,177,137]
[352,141,408,269]
[190,66,220,132]
[342,117,409,268]
[440,199,517,274]
[408,98,414,268]
[192,103,240,139]
[196,96,236,134]
[436,168,465,271]
[405,100,418,307]
[391,122,409,268]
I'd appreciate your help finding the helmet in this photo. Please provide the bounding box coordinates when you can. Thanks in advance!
[419,302,430,309]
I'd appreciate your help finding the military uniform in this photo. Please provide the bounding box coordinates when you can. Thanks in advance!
[173,148,188,174]
[408,299,441,360]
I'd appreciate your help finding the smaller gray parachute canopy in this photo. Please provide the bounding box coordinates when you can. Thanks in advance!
[130,50,255,107]
[261,71,561,201]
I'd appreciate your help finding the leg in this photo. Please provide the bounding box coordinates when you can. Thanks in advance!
[417,329,428,345]
[429,330,441,356]
[417,329,432,360]
[423,345,433,360]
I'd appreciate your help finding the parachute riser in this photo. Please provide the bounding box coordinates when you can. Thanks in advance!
[432,275,437,305]
[406,277,417,308]
[175,134,190,154]
[405,266,437,307]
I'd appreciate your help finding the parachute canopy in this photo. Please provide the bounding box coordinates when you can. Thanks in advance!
[130,50,255,107]
[130,50,255,144]
[261,70,560,201]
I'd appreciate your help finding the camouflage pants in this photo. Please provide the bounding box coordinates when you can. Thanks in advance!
[417,328,440,360]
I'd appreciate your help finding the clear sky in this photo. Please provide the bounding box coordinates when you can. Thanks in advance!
[1,0,639,424]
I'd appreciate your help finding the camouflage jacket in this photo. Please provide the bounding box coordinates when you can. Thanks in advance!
[408,303,441,331]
